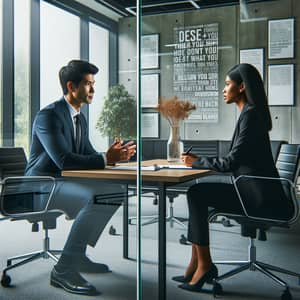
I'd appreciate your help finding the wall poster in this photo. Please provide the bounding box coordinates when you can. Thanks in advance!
[268,64,294,106]
[141,113,159,138]
[268,18,294,59]
[240,48,264,80]
[141,73,159,108]
[173,23,219,122]
[141,34,160,69]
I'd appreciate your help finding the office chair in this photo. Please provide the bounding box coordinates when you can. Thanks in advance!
[209,144,300,300]
[0,147,63,288]
[128,185,192,229]
[129,140,287,230]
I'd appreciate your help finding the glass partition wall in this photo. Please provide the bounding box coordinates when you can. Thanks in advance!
[137,0,300,299]
[1,0,300,299]
[136,3,231,300]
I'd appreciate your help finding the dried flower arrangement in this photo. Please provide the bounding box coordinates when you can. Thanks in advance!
[156,96,196,126]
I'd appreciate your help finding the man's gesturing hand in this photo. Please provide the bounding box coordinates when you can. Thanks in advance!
[106,140,136,165]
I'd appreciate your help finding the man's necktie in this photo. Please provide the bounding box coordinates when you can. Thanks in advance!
[74,115,81,153]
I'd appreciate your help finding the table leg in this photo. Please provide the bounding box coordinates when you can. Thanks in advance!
[158,183,167,300]
[123,184,129,259]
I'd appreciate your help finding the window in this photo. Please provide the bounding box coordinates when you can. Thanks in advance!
[14,0,30,153]
[40,1,80,109]
[89,22,109,152]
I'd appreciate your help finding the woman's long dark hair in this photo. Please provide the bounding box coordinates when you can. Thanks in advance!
[227,63,272,131]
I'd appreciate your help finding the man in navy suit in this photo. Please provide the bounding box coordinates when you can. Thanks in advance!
[26,60,136,296]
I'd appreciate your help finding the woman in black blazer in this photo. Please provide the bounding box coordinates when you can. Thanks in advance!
[174,63,291,292]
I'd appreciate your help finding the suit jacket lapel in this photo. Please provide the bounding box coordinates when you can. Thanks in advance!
[57,98,77,152]
[229,125,238,151]
[229,103,251,151]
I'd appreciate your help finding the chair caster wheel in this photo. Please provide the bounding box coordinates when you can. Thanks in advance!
[179,234,190,245]
[109,225,117,235]
[281,289,292,300]
[221,217,232,227]
[1,273,11,287]
[212,281,223,298]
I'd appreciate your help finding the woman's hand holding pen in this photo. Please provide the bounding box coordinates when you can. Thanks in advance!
[181,146,198,167]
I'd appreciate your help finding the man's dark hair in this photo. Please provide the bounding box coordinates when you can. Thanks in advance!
[59,60,99,95]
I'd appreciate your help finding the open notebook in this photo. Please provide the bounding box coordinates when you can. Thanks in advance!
[111,164,192,171]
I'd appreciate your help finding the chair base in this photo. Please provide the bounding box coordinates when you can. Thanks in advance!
[129,214,187,228]
[213,238,300,298]
[1,229,62,287]
[214,260,300,288]
[129,200,187,229]
[128,190,187,229]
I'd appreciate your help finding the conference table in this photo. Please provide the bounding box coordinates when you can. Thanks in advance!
[62,159,212,300]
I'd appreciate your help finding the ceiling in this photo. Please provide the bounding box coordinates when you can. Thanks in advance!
[95,0,275,17]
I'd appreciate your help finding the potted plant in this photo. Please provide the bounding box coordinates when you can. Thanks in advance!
[96,84,137,141]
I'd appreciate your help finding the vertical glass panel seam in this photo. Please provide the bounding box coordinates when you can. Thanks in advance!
[14,0,30,153]
[2,0,14,146]
[0,0,3,145]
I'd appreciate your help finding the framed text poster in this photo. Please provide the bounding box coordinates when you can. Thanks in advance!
[268,18,294,59]
[268,64,294,106]
[141,34,160,69]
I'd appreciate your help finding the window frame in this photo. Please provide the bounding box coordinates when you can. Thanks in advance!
[1,0,118,147]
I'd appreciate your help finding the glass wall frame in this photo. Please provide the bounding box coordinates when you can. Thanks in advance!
[1,0,14,147]
[14,0,31,153]
[0,0,3,145]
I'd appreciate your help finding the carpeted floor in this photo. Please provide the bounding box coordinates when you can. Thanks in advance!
[1,193,300,300]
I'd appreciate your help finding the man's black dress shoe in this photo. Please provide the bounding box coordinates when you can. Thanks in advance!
[50,267,100,296]
[178,264,218,292]
[172,274,193,283]
[75,255,111,274]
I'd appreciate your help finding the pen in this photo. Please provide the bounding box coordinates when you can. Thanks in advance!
[184,146,193,155]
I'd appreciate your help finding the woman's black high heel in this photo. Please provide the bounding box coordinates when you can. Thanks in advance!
[172,273,193,283]
[178,264,218,292]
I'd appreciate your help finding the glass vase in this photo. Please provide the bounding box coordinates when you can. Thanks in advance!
[167,125,184,163]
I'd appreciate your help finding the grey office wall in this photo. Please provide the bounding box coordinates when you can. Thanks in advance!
[118,0,300,143]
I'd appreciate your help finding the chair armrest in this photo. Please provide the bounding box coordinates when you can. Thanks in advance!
[0,176,62,218]
[233,175,298,224]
